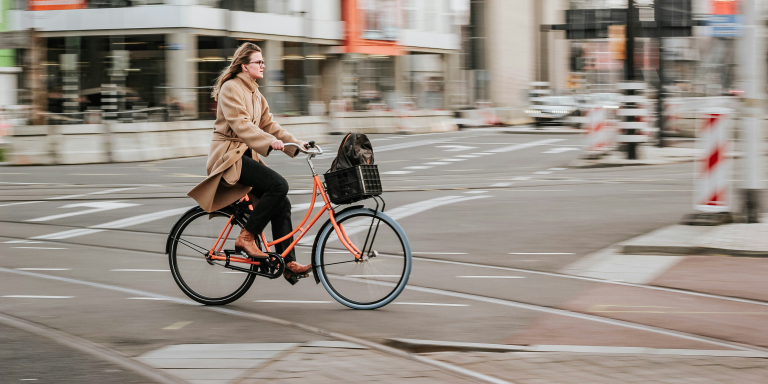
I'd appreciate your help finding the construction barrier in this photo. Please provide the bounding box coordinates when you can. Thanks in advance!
[475,101,501,126]
[694,108,733,212]
[583,106,614,154]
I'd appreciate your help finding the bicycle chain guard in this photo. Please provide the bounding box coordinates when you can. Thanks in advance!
[221,250,286,279]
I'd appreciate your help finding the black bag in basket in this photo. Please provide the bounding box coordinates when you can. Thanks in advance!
[329,132,374,171]
[325,133,381,205]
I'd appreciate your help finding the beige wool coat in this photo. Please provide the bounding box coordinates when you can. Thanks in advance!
[188,72,302,212]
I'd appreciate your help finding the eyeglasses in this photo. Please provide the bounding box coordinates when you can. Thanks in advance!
[248,60,265,67]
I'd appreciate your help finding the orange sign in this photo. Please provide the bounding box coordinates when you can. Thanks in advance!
[712,0,739,15]
[28,0,86,11]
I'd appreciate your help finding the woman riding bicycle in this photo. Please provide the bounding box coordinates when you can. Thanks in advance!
[188,42,311,283]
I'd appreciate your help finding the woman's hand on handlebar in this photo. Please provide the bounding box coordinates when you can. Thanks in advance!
[271,140,285,151]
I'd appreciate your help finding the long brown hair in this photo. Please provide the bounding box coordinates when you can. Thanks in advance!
[211,42,262,101]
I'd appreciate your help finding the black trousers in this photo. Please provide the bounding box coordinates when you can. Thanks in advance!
[237,154,296,263]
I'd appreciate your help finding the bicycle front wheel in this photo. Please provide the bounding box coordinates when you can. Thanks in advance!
[169,207,256,305]
[314,208,411,310]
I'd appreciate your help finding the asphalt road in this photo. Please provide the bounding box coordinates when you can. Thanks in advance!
[2,128,766,383]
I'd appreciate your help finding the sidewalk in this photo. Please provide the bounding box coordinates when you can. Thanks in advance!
[620,216,768,257]
[568,146,702,168]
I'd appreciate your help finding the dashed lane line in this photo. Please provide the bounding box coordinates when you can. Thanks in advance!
[47,187,139,200]
[27,201,140,222]
[457,276,525,279]
[0,201,44,208]
[486,138,566,153]
[23,206,194,241]
[15,268,71,271]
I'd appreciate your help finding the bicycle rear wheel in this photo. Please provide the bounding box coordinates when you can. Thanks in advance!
[314,208,411,309]
[168,207,256,305]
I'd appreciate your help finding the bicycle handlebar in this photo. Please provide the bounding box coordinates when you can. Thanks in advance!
[284,141,323,155]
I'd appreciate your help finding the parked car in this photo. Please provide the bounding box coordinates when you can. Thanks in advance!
[525,96,578,126]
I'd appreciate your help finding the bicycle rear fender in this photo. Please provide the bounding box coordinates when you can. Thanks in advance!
[310,205,365,284]
[165,206,204,255]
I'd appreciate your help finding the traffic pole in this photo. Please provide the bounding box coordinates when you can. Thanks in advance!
[739,0,765,223]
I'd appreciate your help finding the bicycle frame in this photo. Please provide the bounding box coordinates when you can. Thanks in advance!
[205,171,363,267]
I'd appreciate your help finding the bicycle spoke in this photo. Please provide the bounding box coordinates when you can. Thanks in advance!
[176,236,211,256]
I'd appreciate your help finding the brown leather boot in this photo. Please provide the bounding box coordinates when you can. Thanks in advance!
[283,261,312,285]
[234,228,268,258]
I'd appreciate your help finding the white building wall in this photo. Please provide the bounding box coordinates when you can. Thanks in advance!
[486,0,535,107]
[545,0,569,92]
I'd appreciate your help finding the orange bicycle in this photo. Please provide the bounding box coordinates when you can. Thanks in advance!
[166,142,412,309]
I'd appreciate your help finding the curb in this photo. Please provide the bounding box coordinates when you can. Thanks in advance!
[622,244,768,258]
[386,339,768,358]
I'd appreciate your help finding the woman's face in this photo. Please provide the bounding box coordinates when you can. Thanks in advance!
[242,52,265,80]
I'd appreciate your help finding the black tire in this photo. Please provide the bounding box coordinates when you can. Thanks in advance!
[168,207,256,305]
[314,208,411,310]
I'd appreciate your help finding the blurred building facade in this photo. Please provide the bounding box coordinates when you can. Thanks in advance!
[4,0,467,122]
[461,0,570,109]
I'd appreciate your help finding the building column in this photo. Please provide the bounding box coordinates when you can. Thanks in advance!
[165,32,197,116]
[263,39,284,88]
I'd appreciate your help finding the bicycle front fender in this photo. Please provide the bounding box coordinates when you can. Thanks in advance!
[310,205,364,284]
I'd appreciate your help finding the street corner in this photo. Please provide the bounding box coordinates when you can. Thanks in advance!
[650,255,768,303]
[549,283,768,349]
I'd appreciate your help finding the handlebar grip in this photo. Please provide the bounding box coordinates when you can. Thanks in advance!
[308,140,315,148]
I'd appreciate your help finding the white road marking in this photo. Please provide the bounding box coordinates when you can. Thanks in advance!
[31,229,104,240]
[491,183,513,187]
[0,201,43,208]
[464,190,488,194]
[440,158,466,162]
[91,206,194,229]
[548,168,566,171]
[543,147,580,154]
[474,152,495,155]
[127,297,172,300]
[110,269,170,272]
[287,190,314,195]
[394,302,469,307]
[47,187,138,200]
[512,176,532,181]
[299,195,490,246]
[510,253,575,255]
[534,171,552,175]
[15,268,71,271]
[4,240,43,244]
[256,300,332,304]
[404,166,432,170]
[163,321,192,330]
[11,247,67,250]
[27,201,140,222]
[291,202,326,212]
[413,252,468,255]
[2,295,74,299]
[424,162,450,165]
[435,145,476,152]
[456,155,480,158]
[376,138,457,153]
[345,275,401,278]
[457,276,525,279]
[487,139,566,153]
[382,171,413,175]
